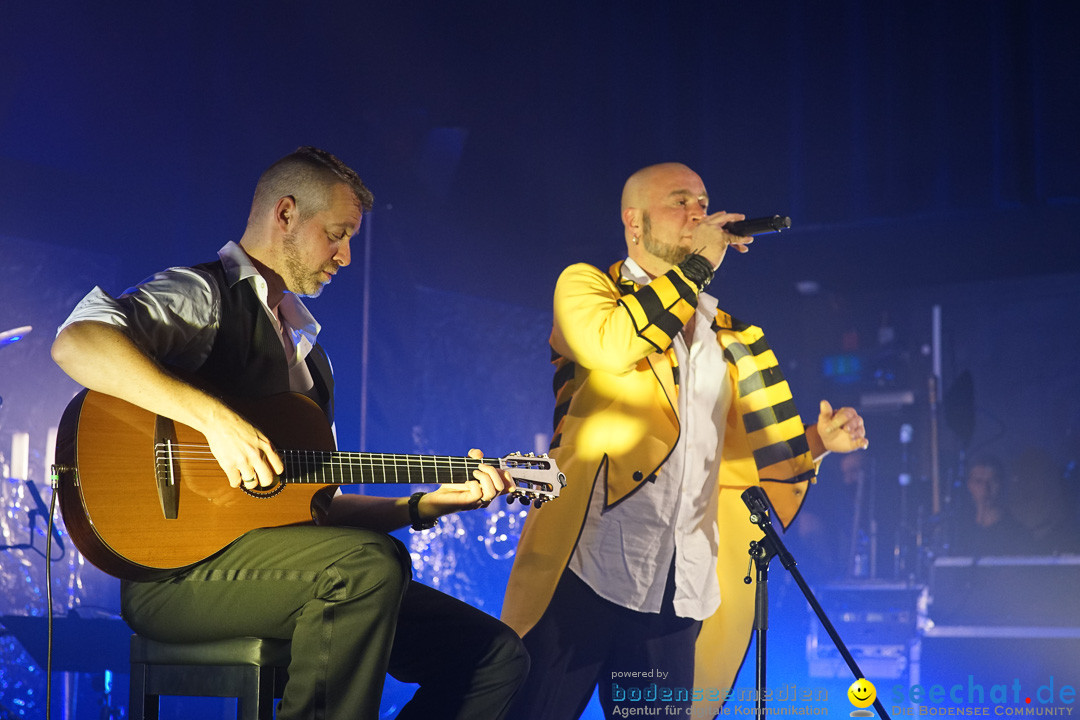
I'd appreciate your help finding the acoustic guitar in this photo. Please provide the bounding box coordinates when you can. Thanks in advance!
[53,389,564,581]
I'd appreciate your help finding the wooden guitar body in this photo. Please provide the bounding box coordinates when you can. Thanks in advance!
[55,390,337,580]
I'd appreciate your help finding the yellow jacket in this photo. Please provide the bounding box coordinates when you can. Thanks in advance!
[502,260,818,715]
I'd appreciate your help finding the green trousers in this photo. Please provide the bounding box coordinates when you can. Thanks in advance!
[122,525,528,719]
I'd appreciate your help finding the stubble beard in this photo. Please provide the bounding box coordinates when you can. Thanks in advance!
[641,212,691,266]
[282,231,328,298]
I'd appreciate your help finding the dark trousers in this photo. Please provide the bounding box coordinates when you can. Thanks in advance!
[508,568,701,720]
[122,525,528,720]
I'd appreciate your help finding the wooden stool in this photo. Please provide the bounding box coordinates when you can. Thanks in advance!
[129,635,290,720]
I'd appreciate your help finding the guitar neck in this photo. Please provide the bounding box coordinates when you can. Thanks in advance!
[281,450,485,486]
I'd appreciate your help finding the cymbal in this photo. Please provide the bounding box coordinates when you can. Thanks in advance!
[0,325,32,347]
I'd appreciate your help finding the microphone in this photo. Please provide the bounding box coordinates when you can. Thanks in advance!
[725,215,791,237]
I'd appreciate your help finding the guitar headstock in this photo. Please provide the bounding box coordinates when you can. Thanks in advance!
[498,453,566,508]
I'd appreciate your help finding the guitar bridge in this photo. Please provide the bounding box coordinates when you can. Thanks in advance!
[154,415,181,519]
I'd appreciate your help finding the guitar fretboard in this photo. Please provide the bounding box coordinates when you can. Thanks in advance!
[281,451,485,486]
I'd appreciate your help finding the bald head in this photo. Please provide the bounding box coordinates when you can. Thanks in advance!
[619,163,713,276]
[621,163,701,214]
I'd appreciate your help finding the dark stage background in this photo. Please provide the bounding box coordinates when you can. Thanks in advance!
[2,2,1079,718]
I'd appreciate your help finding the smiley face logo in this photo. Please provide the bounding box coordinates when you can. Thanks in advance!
[848,678,876,709]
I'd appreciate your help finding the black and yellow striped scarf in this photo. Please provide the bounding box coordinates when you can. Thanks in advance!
[613,260,817,485]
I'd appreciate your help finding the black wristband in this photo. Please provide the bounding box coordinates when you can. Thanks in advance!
[408,492,437,531]
[677,253,714,292]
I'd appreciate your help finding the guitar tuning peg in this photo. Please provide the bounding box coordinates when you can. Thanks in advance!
[533,499,544,509]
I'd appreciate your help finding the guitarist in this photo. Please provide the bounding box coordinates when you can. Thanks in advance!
[51,147,529,720]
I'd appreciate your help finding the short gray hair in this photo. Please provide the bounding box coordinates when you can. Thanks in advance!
[248,146,374,226]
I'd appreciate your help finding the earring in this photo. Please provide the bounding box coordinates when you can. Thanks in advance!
[632,235,639,244]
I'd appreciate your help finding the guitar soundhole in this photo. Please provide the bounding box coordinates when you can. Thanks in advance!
[240,479,286,499]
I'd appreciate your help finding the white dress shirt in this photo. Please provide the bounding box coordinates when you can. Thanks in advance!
[568,257,732,620]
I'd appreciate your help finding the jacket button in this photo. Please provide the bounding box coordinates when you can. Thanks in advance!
[633,471,644,482]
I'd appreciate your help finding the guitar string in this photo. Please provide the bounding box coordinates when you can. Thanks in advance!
[154,445,491,465]
[153,444,554,493]
[155,444,500,485]
[154,444,546,467]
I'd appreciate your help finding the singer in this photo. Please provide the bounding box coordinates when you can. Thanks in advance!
[502,162,868,719]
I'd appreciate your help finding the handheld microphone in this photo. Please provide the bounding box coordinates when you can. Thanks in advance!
[725,215,791,237]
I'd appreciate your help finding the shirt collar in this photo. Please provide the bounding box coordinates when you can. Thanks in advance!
[218,240,262,286]
[620,256,651,286]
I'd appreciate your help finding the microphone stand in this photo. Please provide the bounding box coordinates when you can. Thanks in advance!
[0,480,66,556]
[741,486,891,720]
